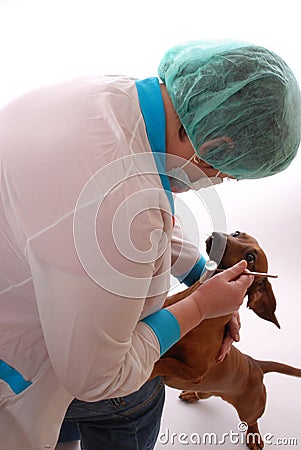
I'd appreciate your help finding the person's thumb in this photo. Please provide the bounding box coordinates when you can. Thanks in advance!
[223,260,248,281]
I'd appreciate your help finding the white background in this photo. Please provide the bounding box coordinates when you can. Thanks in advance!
[0,1,300,448]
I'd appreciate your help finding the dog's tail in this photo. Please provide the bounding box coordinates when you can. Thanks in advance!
[254,358,301,377]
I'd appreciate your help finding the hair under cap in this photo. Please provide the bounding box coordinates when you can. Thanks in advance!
[158,40,301,179]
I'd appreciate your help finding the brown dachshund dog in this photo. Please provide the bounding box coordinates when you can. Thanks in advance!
[151,231,301,450]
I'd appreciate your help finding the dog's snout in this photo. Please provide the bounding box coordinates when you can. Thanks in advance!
[206,232,227,264]
[212,231,226,238]
[205,236,212,254]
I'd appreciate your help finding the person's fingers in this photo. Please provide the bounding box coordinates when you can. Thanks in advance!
[225,261,255,293]
[238,271,254,292]
[232,311,241,328]
[228,313,240,342]
[216,311,241,362]
[221,260,248,281]
[193,261,254,320]
[216,334,233,362]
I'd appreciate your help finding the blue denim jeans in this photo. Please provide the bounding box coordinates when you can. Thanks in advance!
[58,376,165,450]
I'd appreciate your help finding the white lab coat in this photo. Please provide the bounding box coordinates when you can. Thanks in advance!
[0,75,200,449]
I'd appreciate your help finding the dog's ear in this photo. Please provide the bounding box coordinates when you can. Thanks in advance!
[247,278,280,328]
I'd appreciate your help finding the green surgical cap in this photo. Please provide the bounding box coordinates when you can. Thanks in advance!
[158,40,301,179]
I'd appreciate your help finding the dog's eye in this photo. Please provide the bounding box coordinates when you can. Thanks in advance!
[245,253,255,263]
[230,231,240,237]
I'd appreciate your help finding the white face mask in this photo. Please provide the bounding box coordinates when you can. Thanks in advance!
[166,155,222,193]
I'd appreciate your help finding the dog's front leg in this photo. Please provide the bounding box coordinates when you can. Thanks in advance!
[246,422,264,450]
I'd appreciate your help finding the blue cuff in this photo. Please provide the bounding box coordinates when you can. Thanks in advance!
[0,359,32,394]
[177,255,207,287]
[141,309,181,355]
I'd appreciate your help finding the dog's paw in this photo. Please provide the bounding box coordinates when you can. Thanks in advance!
[246,440,264,450]
[246,423,264,450]
[179,391,200,403]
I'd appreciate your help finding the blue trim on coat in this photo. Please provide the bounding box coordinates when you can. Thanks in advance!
[177,255,207,286]
[135,78,174,217]
[0,359,32,394]
[142,309,181,356]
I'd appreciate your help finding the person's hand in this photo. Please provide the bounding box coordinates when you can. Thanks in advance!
[216,311,241,362]
[191,260,254,320]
